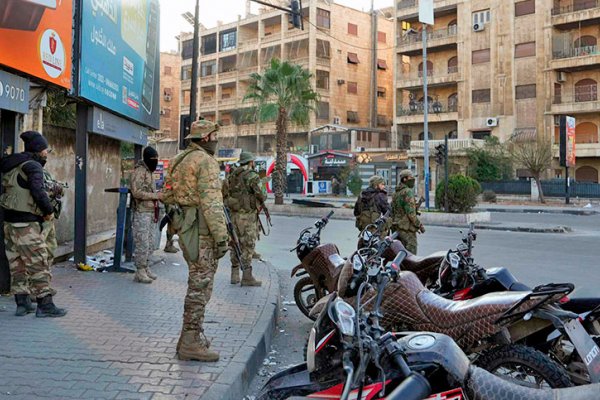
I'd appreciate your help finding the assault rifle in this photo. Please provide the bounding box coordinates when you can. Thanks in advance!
[224,206,246,271]
[257,203,273,236]
[43,175,68,219]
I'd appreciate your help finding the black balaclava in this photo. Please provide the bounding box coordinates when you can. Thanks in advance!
[143,146,159,172]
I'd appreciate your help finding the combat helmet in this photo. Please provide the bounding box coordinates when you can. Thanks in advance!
[369,175,385,187]
[238,151,256,165]
[185,120,219,140]
[399,169,414,180]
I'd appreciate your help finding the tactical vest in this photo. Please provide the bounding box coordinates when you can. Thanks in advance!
[355,190,381,231]
[0,160,44,216]
[225,168,256,212]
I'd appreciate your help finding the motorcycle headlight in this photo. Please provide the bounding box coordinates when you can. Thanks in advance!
[448,253,461,269]
[352,254,363,271]
[334,300,356,336]
[361,229,373,242]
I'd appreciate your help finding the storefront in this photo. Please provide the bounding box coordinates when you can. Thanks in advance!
[356,151,409,189]
[307,151,355,181]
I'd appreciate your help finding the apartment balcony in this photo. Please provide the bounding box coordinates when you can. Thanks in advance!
[397,26,457,56]
[396,0,458,18]
[550,45,600,70]
[395,100,458,124]
[551,84,600,114]
[200,74,216,85]
[553,142,600,158]
[218,70,237,82]
[237,39,258,52]
[262,32,282,44]
[285,28,309,39]
[551,0,600,28]
[199,101,216,113]
[408,138,484,157]
[396,67,460,89]
[218,97,237,109]
[316,56,331,67]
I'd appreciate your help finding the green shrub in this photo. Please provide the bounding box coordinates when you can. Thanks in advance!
[482,189,497,203]
[347,169,363,197]
[436,174,481,213]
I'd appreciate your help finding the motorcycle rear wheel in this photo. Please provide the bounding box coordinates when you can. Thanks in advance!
[476,344,572,389]
[294,277,323,321]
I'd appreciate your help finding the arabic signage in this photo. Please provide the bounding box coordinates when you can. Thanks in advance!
[323,157,348,166]
[0,70,29,114]
[88,106,148,145]
[0,0,72,88]
[79,0,160,129]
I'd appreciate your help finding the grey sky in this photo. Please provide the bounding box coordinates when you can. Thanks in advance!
[159,0,393,52]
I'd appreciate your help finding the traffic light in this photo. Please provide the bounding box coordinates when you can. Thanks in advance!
[435,144,446,165]
[289,0,302,29]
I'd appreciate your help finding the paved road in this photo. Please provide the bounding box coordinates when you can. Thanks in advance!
[246,212,600,397]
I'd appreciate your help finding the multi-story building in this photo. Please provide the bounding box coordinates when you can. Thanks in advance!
[155,51,181,157]
[395,0,600,185]
[179,0,395,157]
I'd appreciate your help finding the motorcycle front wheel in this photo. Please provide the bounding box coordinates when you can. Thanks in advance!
[476,344,572,389]
[294,277,323,321]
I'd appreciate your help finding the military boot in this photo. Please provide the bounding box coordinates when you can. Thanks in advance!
[177,330,219,362]
[14,294,36,316]
[252,251,262,260]
[145,267,157,280]
[36,295,67,318]
[230,266,240,284]
[134,267,152,284]
[164,241,179,253]
[241,268,262,287]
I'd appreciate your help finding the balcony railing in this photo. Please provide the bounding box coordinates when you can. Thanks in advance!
[553,45,599,59]
[553,84,598,103]
[397,0,416,9]
[410,138,485,152]
[398,25,457,46]
[552,0,599,15]
[398,67,459,82]
[397,100,458,116]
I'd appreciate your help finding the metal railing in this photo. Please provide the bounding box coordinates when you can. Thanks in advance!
[553,45,599,59]
[410,139,484,151]
[397,100,458,115]
[398,67,460,81]
[481,180,600,197]
[552,0,599,15]
[398,25,457,46]
[553,84,598,103]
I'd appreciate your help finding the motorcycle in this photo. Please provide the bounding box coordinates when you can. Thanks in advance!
[259,238,600,399]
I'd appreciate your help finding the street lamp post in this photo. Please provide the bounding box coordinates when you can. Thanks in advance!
[422,24,430,209]
[189,0,200,124]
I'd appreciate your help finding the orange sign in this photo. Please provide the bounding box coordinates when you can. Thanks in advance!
[566,116,576,167]
[0,0,73,89]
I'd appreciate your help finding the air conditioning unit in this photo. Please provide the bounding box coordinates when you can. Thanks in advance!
[557,71,567,82]
[473,23,485,32]
[486,117,498,127]
[309,144,319,154]
[337,79,345,85]
[164,94,172,101]
[159,109,166,115]
[332,116,341,125]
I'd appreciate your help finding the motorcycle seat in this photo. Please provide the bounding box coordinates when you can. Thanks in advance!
[402,251,446,271]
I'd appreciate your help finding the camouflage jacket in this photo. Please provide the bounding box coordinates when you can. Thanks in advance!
[130,161,160,213]
[163,142,227,243]
[353,187,390,231]
[391,183,422,232]
[222,165,267,213]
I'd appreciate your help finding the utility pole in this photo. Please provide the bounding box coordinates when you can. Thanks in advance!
[422,24,430,209]
[444,134,449,212]
[189,0,200,124]
[370,0,377,129]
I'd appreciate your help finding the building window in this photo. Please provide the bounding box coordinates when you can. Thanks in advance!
[201,33,217,54]
[472,49,490,64]
[515,42,535,58]
[377,31,386,43]
[347,52,359,64]
[316,39,331,58]
[347,82,358,94]
[347,111,359,123]
[201,60,216,77]
[317,101,330,120]
[219,29,237,52]
[316,70,329,90]
[377,115,388,127]
[515,0,535,16]
[181,39,193,60]
[472,89,491,103]
[181,65,192,80]
[377,59,387,70]
[183,90,191,105]
[377,87,386,98]
[317,8,330,29]
[448,56,458,73]
[348,23,358,36]
[575,79,598,102]
[448,93,458,111]
[472,131,491,140]
[163,66,172,76]
[164,88,173,100]
[515,84,536,99]
[418,60,433,77]
[472,9,491,25]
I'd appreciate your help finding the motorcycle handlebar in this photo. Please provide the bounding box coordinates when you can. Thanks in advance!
[386,373,431,400]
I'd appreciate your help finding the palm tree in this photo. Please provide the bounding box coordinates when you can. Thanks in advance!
[244,59,319,205]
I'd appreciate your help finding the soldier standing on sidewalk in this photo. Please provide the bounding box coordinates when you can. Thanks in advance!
[354,175,391,233]
[222,151,266,286]
[391,169,425,255]
[0,131,66,317]
[130,146,163,284]
[163,120,228,362]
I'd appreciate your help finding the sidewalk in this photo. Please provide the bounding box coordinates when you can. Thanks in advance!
[0,245,279,400]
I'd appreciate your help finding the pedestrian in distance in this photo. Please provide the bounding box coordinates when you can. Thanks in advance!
[0,131,66,317]
[162,119,229,362]
[391,169,425,255]
[353,175,391,235]
[222,151,266,286]
[130,146,163,284]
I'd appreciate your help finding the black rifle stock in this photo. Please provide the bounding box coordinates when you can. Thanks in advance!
[224,206,246,271]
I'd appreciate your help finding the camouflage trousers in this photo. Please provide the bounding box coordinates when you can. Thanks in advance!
[229,211,257,270]
[166,222,177,243]
[397,230,418,255]
[4,221,57,297]
[133,211,156,269]
[179,235,217,331]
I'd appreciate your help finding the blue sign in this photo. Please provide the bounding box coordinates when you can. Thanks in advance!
[318,181,327,194]
[88,106,148,146]
[79,0,160,129]
[0,70,29,114]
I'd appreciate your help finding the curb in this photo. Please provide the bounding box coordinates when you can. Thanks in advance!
[477,207,599,216]
[202,261,280,400]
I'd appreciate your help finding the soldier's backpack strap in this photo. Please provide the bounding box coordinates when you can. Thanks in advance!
[169,148,200,175]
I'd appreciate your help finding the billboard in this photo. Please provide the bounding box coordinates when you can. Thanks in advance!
[0,0,72,89]
[79,0,160,129]
[559,115,576,167]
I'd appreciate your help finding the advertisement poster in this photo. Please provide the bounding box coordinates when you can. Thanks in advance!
[80,0,160,129]
[566,116,576,167]
[0,0,72,89]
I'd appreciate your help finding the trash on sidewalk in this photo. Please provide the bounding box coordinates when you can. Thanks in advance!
[282,300,296,306]
[69,251,115,272]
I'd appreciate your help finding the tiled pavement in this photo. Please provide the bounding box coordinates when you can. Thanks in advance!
[0,249,279,400]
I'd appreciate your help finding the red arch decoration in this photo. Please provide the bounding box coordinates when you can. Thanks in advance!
[266,154,308,194]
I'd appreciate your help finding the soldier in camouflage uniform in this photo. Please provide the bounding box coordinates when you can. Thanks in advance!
[0,131,66,317]
[130,146,163,284]
[391,169,425,254]
[353,175,391,233]
[222,151,266,286]
[163,120,228,362]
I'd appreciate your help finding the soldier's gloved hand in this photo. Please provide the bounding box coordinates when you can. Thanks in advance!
[418,225,426,234]
[215,241,229,259]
